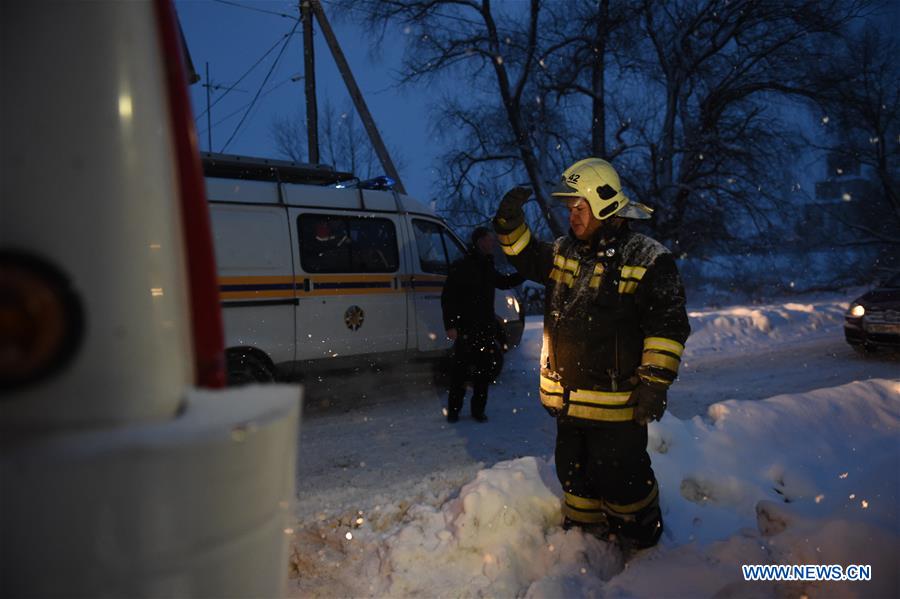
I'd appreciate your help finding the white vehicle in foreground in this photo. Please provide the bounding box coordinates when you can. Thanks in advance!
[1,2,299,596]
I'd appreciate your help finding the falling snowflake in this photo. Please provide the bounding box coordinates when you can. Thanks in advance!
[821,116,829,124]
[345,532,353,540]
[842,192,852,202]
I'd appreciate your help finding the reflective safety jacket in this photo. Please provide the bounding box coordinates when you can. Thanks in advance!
[494,219,690,425]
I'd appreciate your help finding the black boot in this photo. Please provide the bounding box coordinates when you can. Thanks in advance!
[612,506,663,551]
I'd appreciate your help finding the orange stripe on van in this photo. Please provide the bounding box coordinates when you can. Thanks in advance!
[220,290,295,300]
[219,275,295,285]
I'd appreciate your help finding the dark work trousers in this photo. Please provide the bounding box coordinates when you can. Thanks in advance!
[447,330,498,418]
[555,419,663,547]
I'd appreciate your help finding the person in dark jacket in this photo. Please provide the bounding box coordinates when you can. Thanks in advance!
[493,158,690,550]
[441,227,524,423]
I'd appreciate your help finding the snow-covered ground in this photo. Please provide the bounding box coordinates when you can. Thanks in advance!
[287,293,899,597]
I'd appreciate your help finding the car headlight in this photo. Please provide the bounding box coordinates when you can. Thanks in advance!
[850,304,865,318]
[507,296,520,314]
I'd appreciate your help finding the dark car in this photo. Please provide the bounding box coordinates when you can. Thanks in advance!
[844,272,900,352]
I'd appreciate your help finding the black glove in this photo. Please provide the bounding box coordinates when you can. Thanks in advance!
[630,381,668,425]
[544,405,560,418]
[496,186,532,227]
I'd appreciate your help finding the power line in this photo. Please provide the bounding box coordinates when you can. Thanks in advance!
[211,0,298,19]
[198,74,301,136]
[220,18,301,152]
[195,28,300,122]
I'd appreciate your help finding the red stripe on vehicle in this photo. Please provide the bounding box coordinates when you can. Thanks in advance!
[153,0,226,388]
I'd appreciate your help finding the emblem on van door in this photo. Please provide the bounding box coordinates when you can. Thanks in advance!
[344,305,365,331]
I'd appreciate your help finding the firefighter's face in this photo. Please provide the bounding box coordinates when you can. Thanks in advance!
[567,198,601,240]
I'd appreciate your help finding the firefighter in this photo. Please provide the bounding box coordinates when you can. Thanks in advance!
[441,227,524,423]
[493,158,690,549]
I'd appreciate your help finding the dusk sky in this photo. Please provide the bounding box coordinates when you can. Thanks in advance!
[177,0,438,200]
[177,1,897,210]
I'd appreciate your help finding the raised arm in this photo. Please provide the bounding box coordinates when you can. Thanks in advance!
[492,187,554,285]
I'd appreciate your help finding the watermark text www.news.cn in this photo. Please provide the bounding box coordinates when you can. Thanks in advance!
[742,564,872,582]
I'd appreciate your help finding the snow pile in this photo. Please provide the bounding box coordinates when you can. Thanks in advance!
[685,299,849,356]
[290,378,899,598]
[382,458,623,597]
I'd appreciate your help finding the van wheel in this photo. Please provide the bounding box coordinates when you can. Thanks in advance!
[227,351,276,385]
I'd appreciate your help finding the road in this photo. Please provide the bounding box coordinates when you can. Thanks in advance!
[671,334,899,418]
[292,320,898,520]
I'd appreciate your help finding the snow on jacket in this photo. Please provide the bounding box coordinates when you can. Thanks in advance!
[494,218,690,425]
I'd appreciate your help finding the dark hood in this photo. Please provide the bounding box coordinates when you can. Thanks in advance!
[857,287,900,307]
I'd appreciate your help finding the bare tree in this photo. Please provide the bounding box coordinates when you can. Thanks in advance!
[620,0,872,252]
[536,0,641,159]
[347,0,568,236]
[810,24,899,244]
[270,98,402,179]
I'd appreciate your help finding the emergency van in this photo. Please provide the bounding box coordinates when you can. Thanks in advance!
[203,153,525,384]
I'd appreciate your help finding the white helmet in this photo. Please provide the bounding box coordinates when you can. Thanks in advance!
[551,158,652,220]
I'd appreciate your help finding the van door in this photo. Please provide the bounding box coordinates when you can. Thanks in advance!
[408,218,467,352]
[290,209,407,360]
[209,196,296,370]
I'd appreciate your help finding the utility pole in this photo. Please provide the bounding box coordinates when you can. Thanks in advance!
[205,62,212,152]
[301,1,319,164]
[310,0,407,194]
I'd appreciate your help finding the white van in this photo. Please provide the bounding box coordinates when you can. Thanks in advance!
[203,153,525,384]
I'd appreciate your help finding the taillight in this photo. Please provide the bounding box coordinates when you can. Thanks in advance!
[0,251,84,391]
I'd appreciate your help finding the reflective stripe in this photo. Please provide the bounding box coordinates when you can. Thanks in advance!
[540,393,564,409]
[605,483,659,515]
[540,374,564,409]
[640,374,672,386]
[642,351,680,372]
[569,389,632,406]
[496,222,528,245]
[501,227,532,256]
[589,264,605,288]
[540,375,564,394]
[567,403,635,422]
[618,280,639,294]
[552,254,579,273]
[562,503,608,524]
[644,337,685,356]
[618,265,647,294]
[565,492,604,511]
[620,265,647,280]
[549,269,575,286]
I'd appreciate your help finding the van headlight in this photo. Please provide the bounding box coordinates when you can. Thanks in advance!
[850,304,865,318]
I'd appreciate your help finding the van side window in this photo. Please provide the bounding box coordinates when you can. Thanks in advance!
[443,229,466,264]
[298,214,399,273]
[412,219,465,274]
